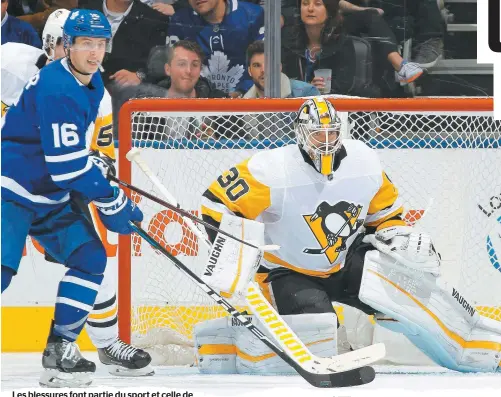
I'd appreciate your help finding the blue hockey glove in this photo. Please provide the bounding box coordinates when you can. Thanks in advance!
[94,187,143,234]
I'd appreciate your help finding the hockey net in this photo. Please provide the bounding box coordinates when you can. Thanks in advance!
[117,97,501,366]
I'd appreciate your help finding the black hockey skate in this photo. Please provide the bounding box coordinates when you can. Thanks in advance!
[39,333,95,388]
[98,338,154,376]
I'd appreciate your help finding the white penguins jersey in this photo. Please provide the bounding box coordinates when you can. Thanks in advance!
[1,42,115,159]
[201,140,407,277]
[1,42,44,116]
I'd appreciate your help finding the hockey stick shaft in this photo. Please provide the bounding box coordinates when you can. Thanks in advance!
[108,174,277,252]
[126,148,212,248]
[124,148,279,252]
[129,221,376,388]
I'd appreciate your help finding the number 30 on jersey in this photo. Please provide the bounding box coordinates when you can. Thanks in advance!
[217,167,250,202]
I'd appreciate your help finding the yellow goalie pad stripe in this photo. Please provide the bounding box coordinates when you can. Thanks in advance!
[370,269,501,351]
[198,338,334,362]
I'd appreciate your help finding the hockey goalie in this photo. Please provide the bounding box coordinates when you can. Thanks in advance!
[195,97,501,375]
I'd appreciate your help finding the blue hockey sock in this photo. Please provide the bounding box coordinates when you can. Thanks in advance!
[53,268,103,341]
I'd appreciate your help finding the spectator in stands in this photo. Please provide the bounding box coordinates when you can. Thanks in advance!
[244,40,319,98]
[240,0,286,27]
[282,0,422,93]
[80,0,169,87]
[167,0,264,97]
[153,40,227,99]
[382,0,445,69]
[139,0,189,16]
[1,0,42,47]
[281,0,378,96]
[113,41,232,141]
[243,40,316,141]
[339,1,423,86]
[6,0,76,33]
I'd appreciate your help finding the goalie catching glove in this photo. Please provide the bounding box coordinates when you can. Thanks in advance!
[94,187,143,234]
[201,213,264,302]
[363,225,441,275]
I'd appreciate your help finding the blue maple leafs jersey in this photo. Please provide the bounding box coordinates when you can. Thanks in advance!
[1,58,114,215]
[168,0,264,94]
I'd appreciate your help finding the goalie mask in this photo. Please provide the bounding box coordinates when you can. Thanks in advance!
[294,97,342,176]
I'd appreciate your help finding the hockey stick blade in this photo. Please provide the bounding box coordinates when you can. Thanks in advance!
[108,175,279,252]
[129,222,376,388]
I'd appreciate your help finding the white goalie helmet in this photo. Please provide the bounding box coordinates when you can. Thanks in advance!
[42,9,71,60]
[294,97,343,176]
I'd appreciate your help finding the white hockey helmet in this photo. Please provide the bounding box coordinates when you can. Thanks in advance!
[42,9,71,60]
[294,97,343,176]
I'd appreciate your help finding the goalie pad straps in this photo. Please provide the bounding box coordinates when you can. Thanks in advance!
[194,312,338,375]
[201,213,264,301]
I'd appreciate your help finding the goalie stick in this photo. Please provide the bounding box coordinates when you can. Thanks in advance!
[129,221,379,388]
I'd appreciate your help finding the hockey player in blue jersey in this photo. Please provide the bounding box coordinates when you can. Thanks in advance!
[167,0,264,96]
[1,9,143,387]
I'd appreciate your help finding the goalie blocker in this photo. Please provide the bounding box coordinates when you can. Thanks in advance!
[201,213,264,302]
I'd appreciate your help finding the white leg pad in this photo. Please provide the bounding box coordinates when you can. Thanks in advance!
[359,250,501,372]
[194,312,338,375]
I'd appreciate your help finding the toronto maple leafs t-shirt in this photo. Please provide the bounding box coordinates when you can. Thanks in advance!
[167,0,265,93]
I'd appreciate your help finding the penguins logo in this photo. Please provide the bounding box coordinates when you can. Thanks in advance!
[303,201,364,263]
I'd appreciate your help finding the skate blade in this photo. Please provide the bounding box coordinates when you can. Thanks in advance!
[106,364,155,377]
[39,369,92,388]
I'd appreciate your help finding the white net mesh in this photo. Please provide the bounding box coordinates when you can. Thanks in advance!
[120,99,501,365]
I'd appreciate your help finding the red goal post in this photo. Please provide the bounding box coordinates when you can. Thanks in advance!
[116,97,500,364]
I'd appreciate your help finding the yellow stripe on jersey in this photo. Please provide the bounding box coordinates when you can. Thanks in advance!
[366,172,406,229]
[201,205,224,223]
[205,158,271,220]
[1,101,9,117]
[264,252,342,278]
[90,113,115,160]
[375,217,406,231]
[368,172,400,215]
[365,207,405,228]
